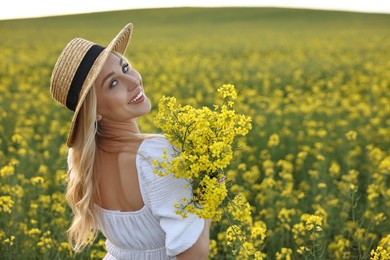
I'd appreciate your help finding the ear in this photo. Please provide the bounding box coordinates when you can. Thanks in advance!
[97,114,102,122]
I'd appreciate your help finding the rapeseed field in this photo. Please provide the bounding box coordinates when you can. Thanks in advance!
[0,7,389,259]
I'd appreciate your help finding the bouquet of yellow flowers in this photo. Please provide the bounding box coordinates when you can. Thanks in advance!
[153,84,251,219]
[153,84,266,257]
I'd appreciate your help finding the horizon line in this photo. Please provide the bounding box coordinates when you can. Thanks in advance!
[1,5,389,21]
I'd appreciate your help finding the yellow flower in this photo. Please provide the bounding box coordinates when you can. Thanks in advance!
[0,165,15,178]
[328,161,341,177]
[31,176,45,185]
[3,236,15,246]
[11,133,24,144]
[217,84,238,100]
[267,133,280,148]
[276,247,293,260]
[373,212,387,225]
[27,228,42,237]
[209,240,218,258]
[318,182,327,189]
[297,246,309,254]
[379,156,390,174]
[251,221,267,242]
[371,246,390,260]
[227,194,251,222]
[153,84,258,256]
[345,130,357,140]
[187,175,228,221]
[226,225,242,243]
[0,196,14,214]
[154,84,251,220]
[305,215,323,232]
[378,234,390,248]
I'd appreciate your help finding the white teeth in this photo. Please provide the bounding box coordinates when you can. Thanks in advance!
[129,91,143,104]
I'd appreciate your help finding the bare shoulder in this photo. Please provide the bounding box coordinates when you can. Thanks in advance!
[116,140,144,167]
[117,152,133,166]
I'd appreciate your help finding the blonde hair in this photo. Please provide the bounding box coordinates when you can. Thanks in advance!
[65,51,159,252]
[66,85,100,252]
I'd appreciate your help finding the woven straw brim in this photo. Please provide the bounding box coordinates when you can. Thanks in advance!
[66,23,133,147]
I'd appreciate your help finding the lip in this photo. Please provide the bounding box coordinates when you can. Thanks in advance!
[128,87,145,104]
[129,90,141,101]
[131,94,145,104]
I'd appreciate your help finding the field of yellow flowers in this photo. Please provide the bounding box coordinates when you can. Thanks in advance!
[0,7,389,259]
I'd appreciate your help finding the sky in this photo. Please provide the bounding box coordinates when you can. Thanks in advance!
[1,0,389,20]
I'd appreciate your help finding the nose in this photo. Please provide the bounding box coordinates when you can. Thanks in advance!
[125,74,141,91]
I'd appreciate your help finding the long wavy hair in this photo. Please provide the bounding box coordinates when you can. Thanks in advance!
[65,52,158,252]
[66,85,100,252]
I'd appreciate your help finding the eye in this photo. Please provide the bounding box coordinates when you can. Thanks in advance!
[109,79,118,89]
[122,63,130,73]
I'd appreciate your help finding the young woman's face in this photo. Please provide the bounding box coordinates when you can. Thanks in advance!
[94,53,151,122]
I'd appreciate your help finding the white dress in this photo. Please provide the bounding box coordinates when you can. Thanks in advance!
[91,137,204,259]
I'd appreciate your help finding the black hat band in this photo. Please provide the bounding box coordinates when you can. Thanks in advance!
[66,44,105,111]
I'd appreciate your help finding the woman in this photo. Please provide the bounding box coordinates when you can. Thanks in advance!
[50,23,211,259]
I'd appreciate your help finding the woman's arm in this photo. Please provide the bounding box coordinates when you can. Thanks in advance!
[176,219,211,260]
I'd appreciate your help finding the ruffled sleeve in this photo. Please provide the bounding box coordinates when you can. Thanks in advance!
[138,137,205,256]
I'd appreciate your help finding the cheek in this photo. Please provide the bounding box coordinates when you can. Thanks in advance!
[96,91,127,114]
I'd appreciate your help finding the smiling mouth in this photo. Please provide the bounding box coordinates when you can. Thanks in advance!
[128,90,144,104]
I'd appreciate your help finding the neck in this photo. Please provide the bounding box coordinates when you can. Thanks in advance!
[97,118,142,153]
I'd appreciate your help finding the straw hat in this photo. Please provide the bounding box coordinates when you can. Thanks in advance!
[50,23,133,147]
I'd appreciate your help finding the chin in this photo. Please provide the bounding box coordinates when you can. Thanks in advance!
[144,96,152,109]
[140,98,152,115]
